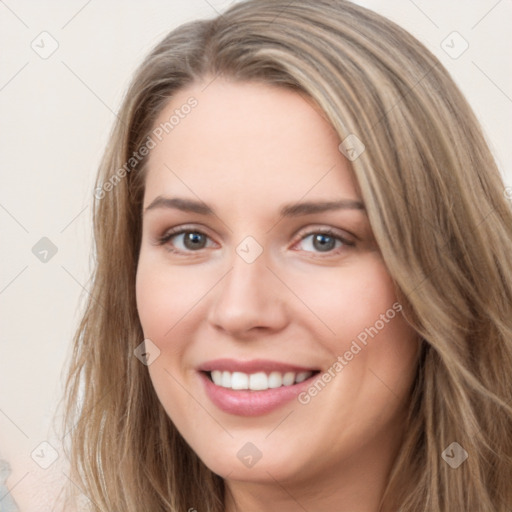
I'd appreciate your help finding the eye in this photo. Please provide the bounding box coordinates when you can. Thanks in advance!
[157,229,216,253]
[295,230,354,254]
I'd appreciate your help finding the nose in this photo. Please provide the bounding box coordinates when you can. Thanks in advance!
[207,251,289,338]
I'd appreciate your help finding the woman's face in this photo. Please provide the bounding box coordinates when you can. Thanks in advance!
[136,78,419,489]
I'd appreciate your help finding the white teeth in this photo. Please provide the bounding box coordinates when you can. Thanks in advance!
[208,370,314,390]
[211,370,222,386]
[295,371,310,383]
[268,371,283,388]
[249,372,267,391]
[282,372,295,386]
[231,372,249,390]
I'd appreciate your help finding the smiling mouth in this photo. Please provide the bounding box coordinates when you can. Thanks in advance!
[203,369,321,391]
[198,360,322,415]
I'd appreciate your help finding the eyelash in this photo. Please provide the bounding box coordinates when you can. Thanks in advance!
[155,225,355,257]
[293,228,355,256]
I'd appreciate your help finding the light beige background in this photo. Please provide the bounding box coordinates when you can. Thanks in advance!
[1,0,511,509]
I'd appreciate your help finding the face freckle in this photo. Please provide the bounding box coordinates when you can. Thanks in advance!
[135,78,419,494]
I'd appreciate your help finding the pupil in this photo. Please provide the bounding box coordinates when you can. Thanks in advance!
[313,233,335,252]
[184,232,206,250]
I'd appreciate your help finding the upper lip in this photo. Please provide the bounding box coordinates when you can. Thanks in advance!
[198,358,319,374]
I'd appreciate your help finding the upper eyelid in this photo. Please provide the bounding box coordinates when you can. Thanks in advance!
[292,225,356,243]
[158,223,215,239]
[158,224,353,238]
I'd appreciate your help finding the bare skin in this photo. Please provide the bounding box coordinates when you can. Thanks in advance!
[136,77,420,512]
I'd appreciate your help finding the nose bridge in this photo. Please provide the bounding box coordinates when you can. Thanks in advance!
[222,248,271,308]
[208,244,287,334]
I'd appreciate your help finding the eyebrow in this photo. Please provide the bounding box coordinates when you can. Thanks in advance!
[144,196,212,215]
[143,196,365,216]
[280,199,365,216]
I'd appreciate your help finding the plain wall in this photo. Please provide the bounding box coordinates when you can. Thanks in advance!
[1,0,510,509]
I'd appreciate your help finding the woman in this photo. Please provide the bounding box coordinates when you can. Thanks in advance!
[63,0,512,510]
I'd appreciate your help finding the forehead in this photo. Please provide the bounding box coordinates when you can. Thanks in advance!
[144,78,361,210]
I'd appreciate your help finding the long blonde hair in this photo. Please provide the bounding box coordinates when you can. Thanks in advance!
[63,0,512,510]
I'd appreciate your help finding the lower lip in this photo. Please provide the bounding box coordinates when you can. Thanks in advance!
[199,372,317,416]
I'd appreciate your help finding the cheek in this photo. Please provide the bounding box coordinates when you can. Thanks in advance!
[292,255,402,343]
[135,257,215,341]
[135,260,207,421]
[290,254,418,388]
